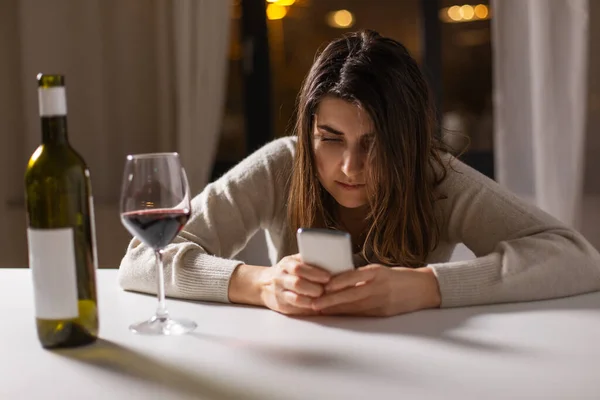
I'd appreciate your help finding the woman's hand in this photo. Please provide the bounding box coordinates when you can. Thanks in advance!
[259,254,332,315]
[311,264,441,317]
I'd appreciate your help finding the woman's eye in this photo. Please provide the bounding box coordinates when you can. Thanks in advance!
[321,137,342,142]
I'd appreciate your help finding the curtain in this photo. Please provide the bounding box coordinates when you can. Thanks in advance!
[491,0,589,230]
[0,0,231,267]
[172,0,231,193]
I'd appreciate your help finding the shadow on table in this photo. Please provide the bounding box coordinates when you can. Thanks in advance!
[187,331,419,384]
[54,338,268,400]
[300,292,600,354]
[190,331,338,366]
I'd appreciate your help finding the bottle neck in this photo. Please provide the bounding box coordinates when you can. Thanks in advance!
[38,85,69,146]
[41,116,69,145]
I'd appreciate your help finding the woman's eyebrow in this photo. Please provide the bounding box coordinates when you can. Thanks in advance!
[316,124,374,139]
[316,124,344,135]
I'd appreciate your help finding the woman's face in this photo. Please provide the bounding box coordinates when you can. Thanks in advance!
[312,96,374,209]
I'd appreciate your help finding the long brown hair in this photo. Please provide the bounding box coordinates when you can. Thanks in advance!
[288,30,448,267]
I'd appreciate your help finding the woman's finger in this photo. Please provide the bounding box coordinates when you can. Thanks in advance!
[281,273,324,298]
[325,267,377,292]
[282,290,314,308]
[281,258,331,284]
[312,283,372,310]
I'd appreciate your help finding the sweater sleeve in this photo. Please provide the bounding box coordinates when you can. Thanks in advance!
[117,137,295,303]
[429,155,600,308]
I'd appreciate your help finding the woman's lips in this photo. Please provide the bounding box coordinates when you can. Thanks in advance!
[336,181,365,190]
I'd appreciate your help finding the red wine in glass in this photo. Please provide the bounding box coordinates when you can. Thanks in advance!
[121,208,190,250]
[120,152,196,335]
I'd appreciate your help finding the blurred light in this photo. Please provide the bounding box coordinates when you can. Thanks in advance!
[267,4,287,20]
[267,0,295,4]
[460,5,475,20]
[327,10,354,28]
[447,6,462,21]
[441,4,491,23]
[474,4,489,19]
[266,0,278,3]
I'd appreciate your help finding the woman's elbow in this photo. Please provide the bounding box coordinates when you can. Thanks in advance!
[563,231,600,293]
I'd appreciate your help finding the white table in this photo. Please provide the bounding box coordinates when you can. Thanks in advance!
[2,269,600,400]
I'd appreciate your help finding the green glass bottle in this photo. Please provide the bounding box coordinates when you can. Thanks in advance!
[25,73,99,348]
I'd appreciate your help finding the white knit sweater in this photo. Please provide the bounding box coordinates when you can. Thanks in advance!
[118,136,600,307]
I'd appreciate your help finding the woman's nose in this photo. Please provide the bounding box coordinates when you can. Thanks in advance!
[341,147,364,178]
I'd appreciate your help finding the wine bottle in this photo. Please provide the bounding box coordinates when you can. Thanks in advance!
[25,73,99,348]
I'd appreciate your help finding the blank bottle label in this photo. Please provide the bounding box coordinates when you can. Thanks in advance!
[38,87,67,116]
[27,228,78,319]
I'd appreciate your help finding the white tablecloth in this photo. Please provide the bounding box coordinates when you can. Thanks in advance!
[2,268,600,400]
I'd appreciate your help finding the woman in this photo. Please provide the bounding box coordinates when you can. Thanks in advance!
[118,30,600,316]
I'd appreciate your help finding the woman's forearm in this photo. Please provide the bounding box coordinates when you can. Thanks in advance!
[228,264,270,306]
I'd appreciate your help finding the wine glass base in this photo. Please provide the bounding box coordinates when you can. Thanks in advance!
[129,315,197,335]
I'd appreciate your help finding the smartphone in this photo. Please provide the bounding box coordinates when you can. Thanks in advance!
[296,228,355,275]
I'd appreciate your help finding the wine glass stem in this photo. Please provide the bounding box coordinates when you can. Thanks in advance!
[155,249,169,319]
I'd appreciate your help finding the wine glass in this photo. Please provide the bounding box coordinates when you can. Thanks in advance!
[119,152,197,335]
